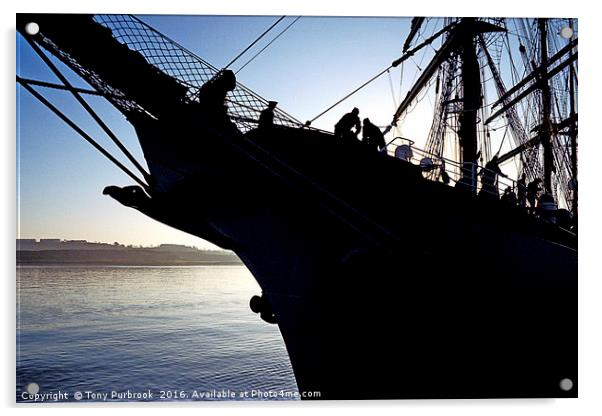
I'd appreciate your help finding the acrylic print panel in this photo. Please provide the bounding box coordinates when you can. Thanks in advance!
[16,14,577,401]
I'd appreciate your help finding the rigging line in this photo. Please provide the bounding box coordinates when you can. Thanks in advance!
[16,77,105,96]
[496,126,509,156]
[235,16,301,75]
[398,61,404,105]
[386,69,398,110]
[307,65,393,125]
[17,77,149,190]
[224,16,286,69]
[505,29,521,85]
[23,35,151,181]
[403,22,436,88]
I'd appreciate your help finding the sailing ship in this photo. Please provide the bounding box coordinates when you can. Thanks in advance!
[16,14,577,399]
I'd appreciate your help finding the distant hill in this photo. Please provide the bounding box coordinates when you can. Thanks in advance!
[16,240,242,266]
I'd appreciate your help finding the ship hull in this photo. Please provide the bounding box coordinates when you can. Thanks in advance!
[107,116,577,399]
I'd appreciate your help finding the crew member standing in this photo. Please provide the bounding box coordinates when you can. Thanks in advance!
[479,155,505,198]
[517,173,527,208]
[362,118,386,152]
[197,69,237,127]
[334,107,361,144]
[527,178,543,213]
[258,101,278,129]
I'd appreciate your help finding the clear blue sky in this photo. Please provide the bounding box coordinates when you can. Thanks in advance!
[17,15,563,247]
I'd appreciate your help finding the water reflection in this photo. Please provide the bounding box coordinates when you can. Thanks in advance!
[16,265,297,401]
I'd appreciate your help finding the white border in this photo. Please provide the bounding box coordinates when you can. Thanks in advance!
[4,1,602,415]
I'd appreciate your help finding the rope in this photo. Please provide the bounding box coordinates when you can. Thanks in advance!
[307,65,393,126]
[15,77,104,96]
[224,16,286,69]
[386,69,398,110]
[24,35,151,181]
[398,61,404,105]
[235,16,301,75]
[496,126,509,156]
[17,77,149,189]
[118,15,304,131]
[307,20,450,127]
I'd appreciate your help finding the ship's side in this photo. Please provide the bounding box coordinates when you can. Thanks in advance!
[111,114,577,399]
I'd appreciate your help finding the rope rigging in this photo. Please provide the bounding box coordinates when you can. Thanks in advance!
[17,77,149,190]
[235,16,302,75]
[17,15,576,212]
[306,65,394,126]
[307,20,450,127]
[386,69,398,110]
[18,33,151,189]
[224,16,286,70]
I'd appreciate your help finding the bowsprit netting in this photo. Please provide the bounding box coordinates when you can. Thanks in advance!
[95,15,304,132]
[41,14,305,133]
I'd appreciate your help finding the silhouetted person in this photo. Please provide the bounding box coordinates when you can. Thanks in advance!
[361,118,386,152]
[259,101,278,129]
[517,173,527,208]
[479,155,504,199]
[197,69,237,126]
[501,186,517,206]
[527,178,543,213]
[440,161,450,185]
[334,107,361,144]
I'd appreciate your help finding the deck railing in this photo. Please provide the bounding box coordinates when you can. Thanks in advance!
[383,137,519,199]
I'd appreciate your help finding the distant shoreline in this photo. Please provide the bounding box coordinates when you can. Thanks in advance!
[16,249,243,267]
[16,262,243,267]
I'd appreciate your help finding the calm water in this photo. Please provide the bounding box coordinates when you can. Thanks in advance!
[16,265,298,402]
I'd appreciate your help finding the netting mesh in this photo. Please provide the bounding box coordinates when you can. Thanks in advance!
[40,14,304,133]
[37,34,144,115]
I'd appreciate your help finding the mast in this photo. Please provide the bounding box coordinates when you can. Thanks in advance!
[392,19,504,192]
[457,18,481,192]
[538,18,554,195]
[568,18,578,216]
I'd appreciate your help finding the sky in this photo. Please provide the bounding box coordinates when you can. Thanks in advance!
[15,15,574,247]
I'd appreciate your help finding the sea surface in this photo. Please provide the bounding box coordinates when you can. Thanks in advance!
[16,265,298,402]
